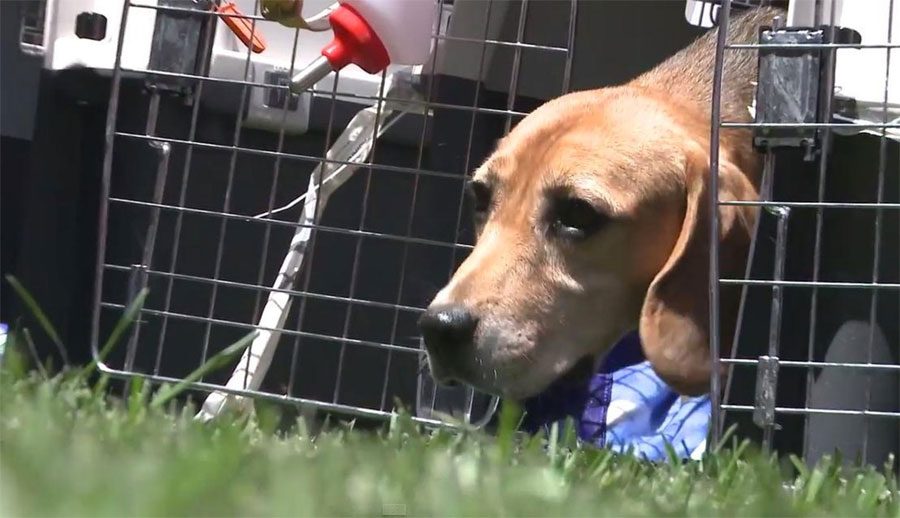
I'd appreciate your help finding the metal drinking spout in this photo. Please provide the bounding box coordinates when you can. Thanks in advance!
[290,55,334,94]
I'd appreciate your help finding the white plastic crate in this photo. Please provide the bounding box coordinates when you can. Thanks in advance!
[28,0,452,134]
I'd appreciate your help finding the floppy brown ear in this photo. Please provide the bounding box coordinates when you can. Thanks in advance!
[640,150,758,396]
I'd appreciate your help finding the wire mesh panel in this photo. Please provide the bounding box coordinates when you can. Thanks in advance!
[710,0,899,466]
[91,0,577,426]
[90,0,896,462]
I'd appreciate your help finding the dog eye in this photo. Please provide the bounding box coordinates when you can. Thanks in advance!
[550,197,607,240]
[467,180,493,215]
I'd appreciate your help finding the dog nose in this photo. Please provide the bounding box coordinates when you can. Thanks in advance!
[418,304,479,354]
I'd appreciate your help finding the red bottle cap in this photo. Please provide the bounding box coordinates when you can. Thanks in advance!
[321,4,390,74]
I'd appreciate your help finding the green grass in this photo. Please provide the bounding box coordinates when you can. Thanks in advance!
[1,369,897,517]
[1,276,898,517]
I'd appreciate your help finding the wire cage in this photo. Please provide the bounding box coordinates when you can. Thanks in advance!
[88,0,898,464]
[91,0,581,428]
[711,0,899,467]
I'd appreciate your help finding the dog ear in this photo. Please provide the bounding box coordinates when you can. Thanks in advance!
[639,149,757,396]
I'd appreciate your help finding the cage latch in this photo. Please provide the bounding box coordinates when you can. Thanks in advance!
[753,23,862,159]
[147,0,216,94]
[753,355,779,428]
[753,203,791,449]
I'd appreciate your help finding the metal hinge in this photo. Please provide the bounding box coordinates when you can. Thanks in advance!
[753,23,862,158]
[19,0,47,57]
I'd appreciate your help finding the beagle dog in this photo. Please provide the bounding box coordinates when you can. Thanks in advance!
[419,8,782,400]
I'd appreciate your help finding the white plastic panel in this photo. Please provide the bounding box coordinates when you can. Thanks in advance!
[831,0,898,109]
[43,0,157,73]
[39,0,416,103]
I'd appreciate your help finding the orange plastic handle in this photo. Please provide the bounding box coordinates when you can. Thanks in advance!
[217,2,267,54]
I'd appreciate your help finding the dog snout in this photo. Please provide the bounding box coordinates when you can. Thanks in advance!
[418,303,479,369]
[418,303,479,350]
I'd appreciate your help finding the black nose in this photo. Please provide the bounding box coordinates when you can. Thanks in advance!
[418,304,479,355]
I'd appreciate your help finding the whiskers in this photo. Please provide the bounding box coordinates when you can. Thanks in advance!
[519,349,537,366]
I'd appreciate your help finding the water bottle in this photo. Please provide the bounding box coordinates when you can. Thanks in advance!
[289,0,438,93]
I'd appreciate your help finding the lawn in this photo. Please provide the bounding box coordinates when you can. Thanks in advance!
[1,364,897,517]
[0,281,897,517]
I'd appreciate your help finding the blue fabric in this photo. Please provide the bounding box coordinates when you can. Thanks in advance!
[521,331,711,462]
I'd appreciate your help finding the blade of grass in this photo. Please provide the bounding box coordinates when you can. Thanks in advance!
[588,449,614,479]
[548,421,560,465]
[720,439,752,493]
[21,329,48,380]
[80,288,149,378]
[804,465,827,504]
[149,330,257,409]
[713,423,739,454]
[91,373,111,399]
[4,275,68,365]
[664,440,680,466]
[790,453,811,480]
[561,416,578,451]
[128,376,149,420]
[496,400,522,462]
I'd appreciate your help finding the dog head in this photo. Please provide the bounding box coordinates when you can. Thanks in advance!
[419,9,775,399]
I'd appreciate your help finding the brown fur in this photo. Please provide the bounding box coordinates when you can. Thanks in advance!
[422,8,782,398]
[639,6,782,124]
